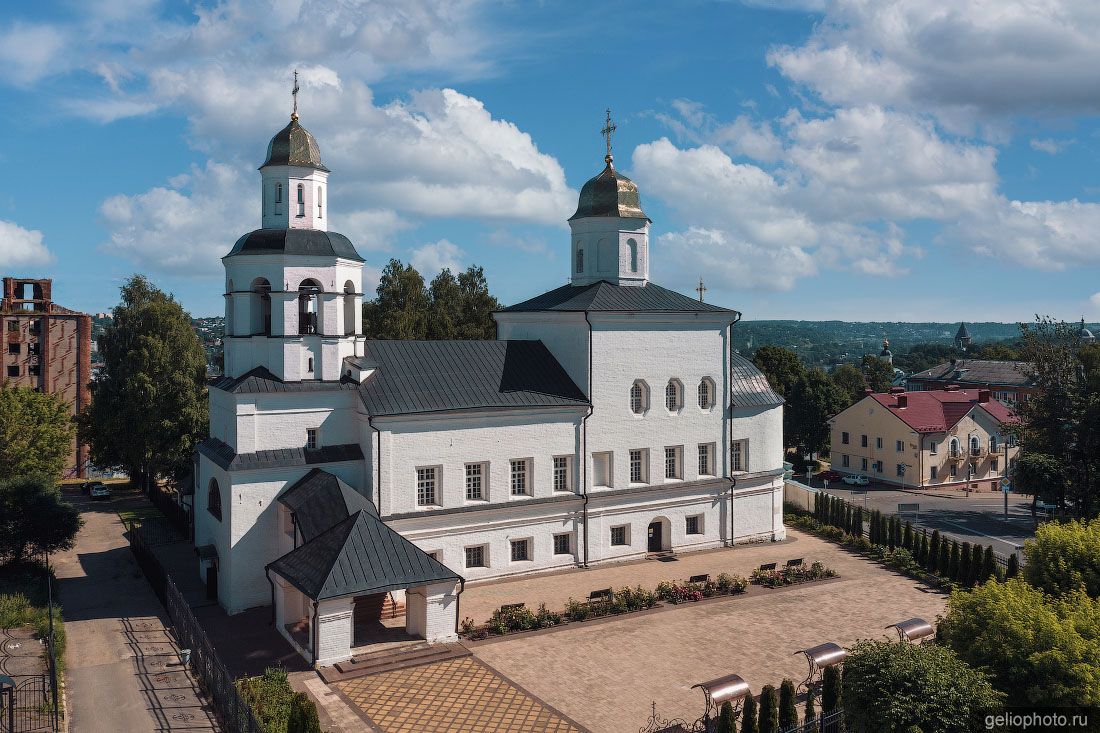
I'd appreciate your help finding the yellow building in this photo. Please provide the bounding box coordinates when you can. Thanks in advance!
[828,386,1019,491]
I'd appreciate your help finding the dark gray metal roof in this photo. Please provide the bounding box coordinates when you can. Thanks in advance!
[500,280,737,315]
[267,510,461,600]
[196,437,364,471]
[908,359,1035,387]
[210,366,359,395]
[355,340,589,417]
[569,161,650,222]
[277,469,350,542]
[261,117,329,171]
[226,229,364,261]
[955,323,971,339]
[730,353,784,408]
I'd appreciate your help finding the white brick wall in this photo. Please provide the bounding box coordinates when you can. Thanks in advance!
[315,597,353,666]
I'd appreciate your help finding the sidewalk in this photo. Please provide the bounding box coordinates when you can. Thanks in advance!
[53,493,219,732]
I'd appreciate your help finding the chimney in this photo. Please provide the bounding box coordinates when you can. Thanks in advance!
[864,388,874,396]
[897,394,908,409]
[978,389,990,403]
[890,386,905,394]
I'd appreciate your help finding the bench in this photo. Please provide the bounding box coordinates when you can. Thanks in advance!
[688,574,710,584]
[758,562,777,572]
[786,558,804,568]
[499,602,525,613]
[587,588,613,605]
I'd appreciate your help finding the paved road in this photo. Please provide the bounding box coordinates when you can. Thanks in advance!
[805,478,1036,556]
[53,490,218,732]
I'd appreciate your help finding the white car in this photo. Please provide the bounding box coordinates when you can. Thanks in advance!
[90,484,112,501]
[842,474,870,486]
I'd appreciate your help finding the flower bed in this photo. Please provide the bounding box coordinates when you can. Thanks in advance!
[749,561,837,588]
[655,572,749,604]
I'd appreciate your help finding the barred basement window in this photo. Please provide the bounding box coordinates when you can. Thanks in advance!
[686,515,702,535]
[465,463,485,501]
[553,456,571,492]
[464,545,486,568]
[510,538,531,562]
[510,459,529,496]
[417,467,438,506]
[553,533,571,555]
[610,525,628,546]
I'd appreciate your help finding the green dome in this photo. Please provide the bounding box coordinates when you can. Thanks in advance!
[261,116,329,172]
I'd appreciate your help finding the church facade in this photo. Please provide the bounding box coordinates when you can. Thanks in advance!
[193,110,786,667]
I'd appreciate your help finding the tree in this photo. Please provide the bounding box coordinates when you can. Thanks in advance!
[287,691,322,733]
[426,269,461,340]
[0,382,75,480]
[959,542,972,586]
[841,639,1003,733]
[740,695,758,733]
[717,701,737,733]
[929,531,941,572]
[939,579,1100,706]
[758,685,778,733]
[778,680,798,730]
[455,265,501,339]
[822,665,842,713]
[830,363,868,407]
[804,687,816,724]
[948,540,961,581]
[752,346,806,399]
[859,355,894,393]
[970,544,983,587]
[0,476,82,563]
[938,538,950,576]
[1011,452,1068,514]
[902,521,913,551]
[919,531,930,567]
[366,259,430,339]
[786,368,848,456]
[979,545,996,585]
[77,275,208,488]
[1023,518,1100,598]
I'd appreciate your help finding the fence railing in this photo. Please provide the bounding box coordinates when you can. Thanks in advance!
[781,709,844,733]
[127,523,263,733]
[147,484,192,540]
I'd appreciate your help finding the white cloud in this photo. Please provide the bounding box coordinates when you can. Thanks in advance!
[410,239,465,275]
[1090,292,1100,308]
[0,23,68,85]
[1029,138,1068,154]
[0,220,54,269]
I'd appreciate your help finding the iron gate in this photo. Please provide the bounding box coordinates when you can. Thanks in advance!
[0,676,53,733]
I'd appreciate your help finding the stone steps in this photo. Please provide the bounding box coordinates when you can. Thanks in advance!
[320,642,470,683]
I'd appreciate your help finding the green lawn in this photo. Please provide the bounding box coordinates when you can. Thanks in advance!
[0,562,66,667]
[117,506,166,524]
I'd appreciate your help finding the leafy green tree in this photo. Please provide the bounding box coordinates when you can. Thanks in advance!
[455,265,501,339]
[786,368,848,455]
[1011,452,1068,514]
[1023,518,1100,598]
[426,269,461,340]
[717,701,737,733]
[752,346,806,399]
[741,695,758,733]
[0,383,75,480]
[830,363,868,406]
[841,639,1003,733]
[364,261,501,341]
[894,343,958,373]
[778,680,797,730]
[939,579,1100,706]
[758,684,778,733]
[77,276,208,488]
[822,665,842,713]
[0,476,82,563]
[366,259,430,339]
[859,355,894,393]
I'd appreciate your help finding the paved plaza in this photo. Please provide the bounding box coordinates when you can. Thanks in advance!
[468,529,947,733]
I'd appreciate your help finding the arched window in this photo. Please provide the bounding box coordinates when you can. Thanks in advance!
[343,280,356,336]
[698,378,715,409]
[317,186,323,218]
[666,379,683,412]
[628,239,638,272]
[226,279,234,334]
[250,277,272,335]
[576,247,584,273]
[297,278,321,335]
[307,357,314,373]
[949,438,961,457]
[296,184,305,217]
[630,380,648,415]
[275,183,283,215]
[207,478,222,520]
[989,435,999,453]
[970,436,981,455]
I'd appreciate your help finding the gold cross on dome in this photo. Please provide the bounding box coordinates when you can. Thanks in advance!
[601,108,617,162]
[291,69,300,120]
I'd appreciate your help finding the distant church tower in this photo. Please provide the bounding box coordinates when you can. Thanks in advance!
[879,338,893,365]
[955,323,972,351]
[569,110,651,287]
[221,74,366,382]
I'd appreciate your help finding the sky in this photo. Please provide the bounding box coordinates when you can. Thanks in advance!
[3,0,1100,322]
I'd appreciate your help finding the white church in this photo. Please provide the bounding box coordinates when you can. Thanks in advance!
[193,106,786,667]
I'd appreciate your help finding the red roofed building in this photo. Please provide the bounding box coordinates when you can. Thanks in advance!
[828,386,1019,492]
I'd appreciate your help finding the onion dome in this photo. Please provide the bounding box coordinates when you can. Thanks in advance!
[569,156,650,222]
[261,116,329,172]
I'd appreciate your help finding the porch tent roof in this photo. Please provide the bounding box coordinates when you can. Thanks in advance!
[267,510,460,601]
[277,468,351,542]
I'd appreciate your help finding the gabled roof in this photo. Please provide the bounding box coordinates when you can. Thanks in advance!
[267,510,460,600]
[908,359,1035,388]
[210,366,359,394]
[730,353,784,408]
[499,280,736,315]
[197,437,364,471]
[277,469,350,542]
[355,340,589,417]
[866,389,1018,434]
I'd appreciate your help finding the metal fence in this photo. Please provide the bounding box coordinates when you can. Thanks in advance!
[147,484,193,540]
[640,705,845,733]
[781,709,845,733]
[127,524,263,733]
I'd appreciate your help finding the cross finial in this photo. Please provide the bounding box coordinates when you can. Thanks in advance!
[291,69,300,121]
[601,107,617,165]
[696,277,707,302]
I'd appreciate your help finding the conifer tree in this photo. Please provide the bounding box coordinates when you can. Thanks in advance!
[741,695,759,733]
[717,701,737,733]
[949,540,961,580]
[959,542,972,585]
[903,521,913,551]
[980,545,996,584]
[1006,553,1019,579]
[804,687,817,724]
[778,680,798,731]
[929,530,941,571]
[971,543,984,586]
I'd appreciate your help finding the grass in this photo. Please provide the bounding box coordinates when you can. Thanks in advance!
[118,506,165,524]
[0,561,66,673]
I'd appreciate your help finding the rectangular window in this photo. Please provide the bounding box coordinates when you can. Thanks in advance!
[896,463,905,477]
[873,461,882,473]
[896,440,904,452]
[664,446,682,480]
[842,454,850,468]
[950,463,958,478]
[610,525,628,546]
[861,457,868,471]
[876,437,883,449]
[510,538,531,562]
[510,459,530,496]
[553,456,572,492]
[593,452,612,487]
[417,467,438,506]
[841,431,849,445]
[464,545,487,568]
[425,550,442,562]
[861,435,868,448]
[7,343,19,355]
[27,365,39,376]
[465,463,485,501]
[930,466,938,480]
[5,366,17,377]
[698,443,714,476]
[929,441,938,454]
[630,449,647,483]
[553,533,572,555]
[686,515,702,535]
[5,320,16,332]
[731,441,745,472]
[991,459,999,474]
[305,428,318,450]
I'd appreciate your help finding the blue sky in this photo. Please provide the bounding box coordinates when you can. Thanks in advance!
[3,0,1100,322]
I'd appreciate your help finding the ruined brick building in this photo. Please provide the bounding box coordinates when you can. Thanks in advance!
[2,277,92,477]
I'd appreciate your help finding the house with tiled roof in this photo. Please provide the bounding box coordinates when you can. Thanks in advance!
[906,358,1037,406]
[828,386,1019,491]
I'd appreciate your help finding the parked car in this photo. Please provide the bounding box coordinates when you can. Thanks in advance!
[816,470,842,482]
[842,474,871,486]
[89,483,112,501]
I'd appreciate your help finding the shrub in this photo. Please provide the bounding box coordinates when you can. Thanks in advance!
[959,542,972,586]
[1006,553,1019,579]
[948,540,960,580]
[902,521,913,551]
[237,667,295,733]
[1024,518,1100,598]
[535,602,562,627]
[804,686,816,723]
[459,616,476,635]
[287,691,322,733]
[938,539,950,576]
[717,700,737,733]
[741,694,758,733]
[929,530,941,572]
[970,544,983,587]
[778,679,797,730]
[979,545,996,585]
[822,665,842,713]
[758,684,778,733]
[564,598,590,622]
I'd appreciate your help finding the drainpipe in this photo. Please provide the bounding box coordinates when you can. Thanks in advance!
[311,600,320,667]
[581,311,594,568]
[727,313,742,546]
[453,578,466,636]
[368,415,381,513]
[265,568,276,625]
